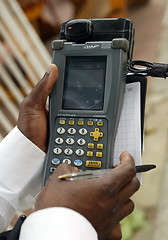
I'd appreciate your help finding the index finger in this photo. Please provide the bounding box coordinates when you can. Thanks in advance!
[51,163,78,179]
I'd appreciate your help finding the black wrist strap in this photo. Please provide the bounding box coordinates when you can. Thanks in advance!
[6,215,26,240]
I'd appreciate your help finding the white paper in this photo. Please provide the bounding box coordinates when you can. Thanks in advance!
[113,82,142,182]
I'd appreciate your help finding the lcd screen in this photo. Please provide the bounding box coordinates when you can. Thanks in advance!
[62,56,106,110]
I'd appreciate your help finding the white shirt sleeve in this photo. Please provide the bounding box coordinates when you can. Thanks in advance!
[19,207,98,240]
[0,126,46,232]
[0,127,98,238]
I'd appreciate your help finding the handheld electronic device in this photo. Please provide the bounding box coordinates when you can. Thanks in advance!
[43,18,134,184]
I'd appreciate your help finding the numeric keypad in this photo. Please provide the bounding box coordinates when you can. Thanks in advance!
[51,117,106,170]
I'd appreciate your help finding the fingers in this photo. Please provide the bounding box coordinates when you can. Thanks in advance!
[119,177,140,203]
[107,177,140,219]
[23,64,58,109]
[105,223,122,240]
[101,152,136,194]
[51,163,78,179]
[114,199,135,224]
[115,151,136,178]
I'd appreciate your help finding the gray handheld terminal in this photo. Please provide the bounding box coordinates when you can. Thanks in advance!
[43,18,134,184]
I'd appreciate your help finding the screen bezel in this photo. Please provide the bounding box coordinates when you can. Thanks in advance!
[51,44,116,116]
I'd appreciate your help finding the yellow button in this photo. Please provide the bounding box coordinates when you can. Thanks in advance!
[97,121,103,126]
[87,121,94,126]
[78,121,84,126]
[69,120,75,125]
[87,151,94,157]
[96,152,103,158]
[59,120,66,125]
[88,143,94,149]
[97,144,104,150]
[86,160,102,168]
[90,128,103,141]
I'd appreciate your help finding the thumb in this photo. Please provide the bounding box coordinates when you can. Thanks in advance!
[27,64,58,109]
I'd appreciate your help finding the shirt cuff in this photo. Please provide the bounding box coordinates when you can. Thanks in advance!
[19,207,98,240]
[0,195,15,233]
[0,126,46,210]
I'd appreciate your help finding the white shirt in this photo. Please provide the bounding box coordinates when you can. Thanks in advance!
[0,127,97,239]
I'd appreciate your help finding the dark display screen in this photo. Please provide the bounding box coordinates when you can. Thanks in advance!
[62,56,106,110]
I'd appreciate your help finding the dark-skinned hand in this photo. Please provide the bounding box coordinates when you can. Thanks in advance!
[17,65,139,239]
[35,152,140,240]
[17,64,58,153]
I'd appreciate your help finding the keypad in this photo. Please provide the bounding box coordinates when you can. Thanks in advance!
[86,160,102,168]
[77,138,86,146]
[68,128,76,135]
[59,120,65,125]
[51,158,60,165]
[66,138,75,145]
[53,147,62,154]
[49,117,107,171]
[63,159,71,164]
[76,149,84,156]
[64,148,73,155]
[55,137,64,144]
[79,128,87,135]
[57,127,65,134]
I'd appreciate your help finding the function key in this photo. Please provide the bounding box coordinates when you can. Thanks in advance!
[57,127,65,134]
[51,158,60,165]
[77,138,86,146]
[87,121,94,126]
[78,120,84,126]
[63,159,71,165]
[68,128,76,135]
[97,121,103,126]
[90,128,103,141]
[88,143,94,149]
[79,128,87,135]
[55,137,64,145]
[96,152,103,158]
[66,137,75,145]
[87,151,93,157]
[74,159,83,167]
[69,120,75,125]
[86,160,102,168]
[97,144,104,150]
[59,119,66,125]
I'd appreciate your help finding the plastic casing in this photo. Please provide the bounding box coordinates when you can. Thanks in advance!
[43,39,129,184]
[60,18,134,61]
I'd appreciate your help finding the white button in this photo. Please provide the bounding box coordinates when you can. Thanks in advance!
[57,127,65,134]
[63,159,71,164]
[55,137,64,144]
[77,138,86,146]
[79,128,87,135]
[74,159,83,167]
[66,138,75,145]
[52,158,60,165]
[64,148,73,155]
[68,128,76,135]
[50,167,56,173]
[53,147,62,154]
[75,149,84,156]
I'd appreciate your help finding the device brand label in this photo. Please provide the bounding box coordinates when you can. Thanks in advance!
[84,44,100,49]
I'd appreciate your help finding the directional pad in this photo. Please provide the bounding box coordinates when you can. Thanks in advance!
[90,128,103,141]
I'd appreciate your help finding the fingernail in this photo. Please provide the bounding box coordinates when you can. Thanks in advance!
[47,66,52,74]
